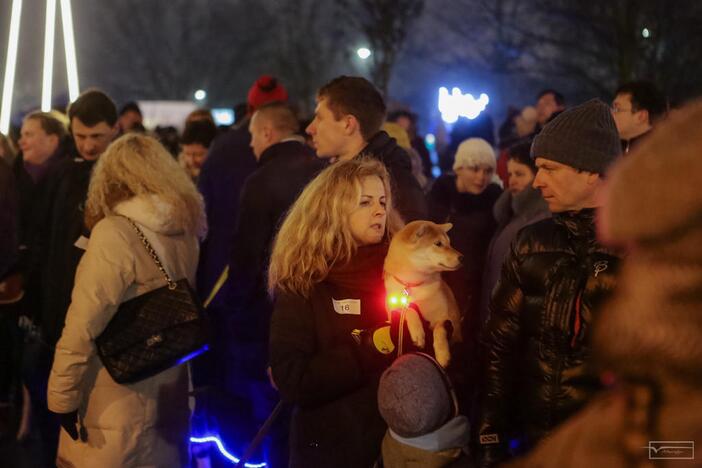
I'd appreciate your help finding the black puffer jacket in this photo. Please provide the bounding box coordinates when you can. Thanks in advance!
[478,209,621,466]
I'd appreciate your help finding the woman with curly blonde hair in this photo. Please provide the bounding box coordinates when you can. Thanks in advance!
[47,133,205,467]
[268,157,403,468]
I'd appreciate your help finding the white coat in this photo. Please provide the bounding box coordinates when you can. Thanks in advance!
[48,196,200,468]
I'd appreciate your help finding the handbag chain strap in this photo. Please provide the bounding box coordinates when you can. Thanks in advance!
[120,216,178,290]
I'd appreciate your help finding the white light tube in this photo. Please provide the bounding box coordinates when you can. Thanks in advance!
[0,0,23,134]
[42,0,57,112]
[60,0,79,101]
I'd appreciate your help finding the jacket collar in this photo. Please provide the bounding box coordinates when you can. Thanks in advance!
[553,208,597,238]
[258,137,306,166]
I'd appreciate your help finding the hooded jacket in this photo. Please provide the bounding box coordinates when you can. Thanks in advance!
[361,131,428,223]
[478,209,621,466]
[48,196,199,468]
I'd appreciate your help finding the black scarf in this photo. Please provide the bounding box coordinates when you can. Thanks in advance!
[325,242,389,324]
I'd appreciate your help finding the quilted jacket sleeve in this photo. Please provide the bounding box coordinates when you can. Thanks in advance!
[477,238,525,467]
[47,219,135,413]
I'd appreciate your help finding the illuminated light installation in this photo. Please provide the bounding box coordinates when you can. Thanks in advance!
[0,0,23,134]
[60,0,80,102]
[438,87,490,124]
[425,133,436,148]
[42,0,57,111]
[189,435,267,467]
[1,0,79,131]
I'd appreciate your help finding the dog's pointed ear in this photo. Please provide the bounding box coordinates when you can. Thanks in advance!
[412,223,429,241]
[440,223,453,233]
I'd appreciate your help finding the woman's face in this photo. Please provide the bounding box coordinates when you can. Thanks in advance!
[456,164,493,194]
[507,159,535,194]
[349,176,387,246]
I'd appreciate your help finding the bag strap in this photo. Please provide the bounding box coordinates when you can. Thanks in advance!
[119,215,178,290]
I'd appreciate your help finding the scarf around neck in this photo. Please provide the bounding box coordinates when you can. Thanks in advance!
[324,242,389,321]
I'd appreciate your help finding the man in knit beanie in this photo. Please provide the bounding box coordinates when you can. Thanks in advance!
[504,99,702,468]
[478,99,623,466]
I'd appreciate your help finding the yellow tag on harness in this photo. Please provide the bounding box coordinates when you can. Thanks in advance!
[373,327,395,354]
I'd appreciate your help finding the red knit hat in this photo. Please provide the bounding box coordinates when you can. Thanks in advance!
[247,75,288,111]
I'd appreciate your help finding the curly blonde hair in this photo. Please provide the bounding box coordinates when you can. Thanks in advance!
[85,133,207,238]
[268,157,403,297]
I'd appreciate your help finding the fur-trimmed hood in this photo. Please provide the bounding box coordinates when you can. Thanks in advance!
[113,195,184,235]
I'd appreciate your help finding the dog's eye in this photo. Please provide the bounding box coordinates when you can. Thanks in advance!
[434,241,443,247]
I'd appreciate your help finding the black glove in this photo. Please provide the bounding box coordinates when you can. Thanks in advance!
[351,323,395,372]
[55,410,79,441]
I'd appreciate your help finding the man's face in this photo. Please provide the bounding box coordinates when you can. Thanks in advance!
[532,157,598,212]
[19,118,59,163]
[612,92,648,140]
[306,97,349,158]
[181,143,208,175]
[249,112,270,159]
[119,110,142,132]
[536,93,562,125]
[71,118,117,160]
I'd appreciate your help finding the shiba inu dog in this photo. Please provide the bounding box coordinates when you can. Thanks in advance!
[384,220,462,367]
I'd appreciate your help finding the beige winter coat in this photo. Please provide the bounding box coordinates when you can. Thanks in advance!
[48,196,200,468]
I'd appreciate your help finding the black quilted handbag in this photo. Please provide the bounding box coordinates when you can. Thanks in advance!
[95,216,209,384]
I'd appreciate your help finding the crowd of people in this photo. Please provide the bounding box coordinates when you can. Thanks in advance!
[0,72,697,468]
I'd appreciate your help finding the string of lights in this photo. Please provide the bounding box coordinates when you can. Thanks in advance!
[190,435,267,467]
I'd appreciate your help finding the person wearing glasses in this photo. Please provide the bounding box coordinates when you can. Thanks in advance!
[611,81,667,154]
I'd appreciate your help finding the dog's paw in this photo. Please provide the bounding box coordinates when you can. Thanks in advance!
[435,349,451,368]
[433,325,451,368]
[405,309,426,348]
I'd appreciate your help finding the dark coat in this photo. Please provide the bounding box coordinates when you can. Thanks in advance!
[35,156,95,346]
[228,139,325,344]
[12,146,69,279]
[0,159,18,279]
[479,185,550,325]
[196,123,257,307]
[269,250,389,468]
[427,175,501,323]
[361,131,428,223]
[12,144,70,319]
[478,209,621,467]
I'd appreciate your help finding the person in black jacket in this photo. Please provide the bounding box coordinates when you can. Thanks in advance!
[35,90,118,347]
[215,102,324,465]
[306,75,427,223]
[477,99,623,466]
[24,91,117,464]
[269,158,404,468]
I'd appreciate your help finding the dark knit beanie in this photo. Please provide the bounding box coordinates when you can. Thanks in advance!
[377,353,456,438]
[247,75,288,111]
[531,98,620,174]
